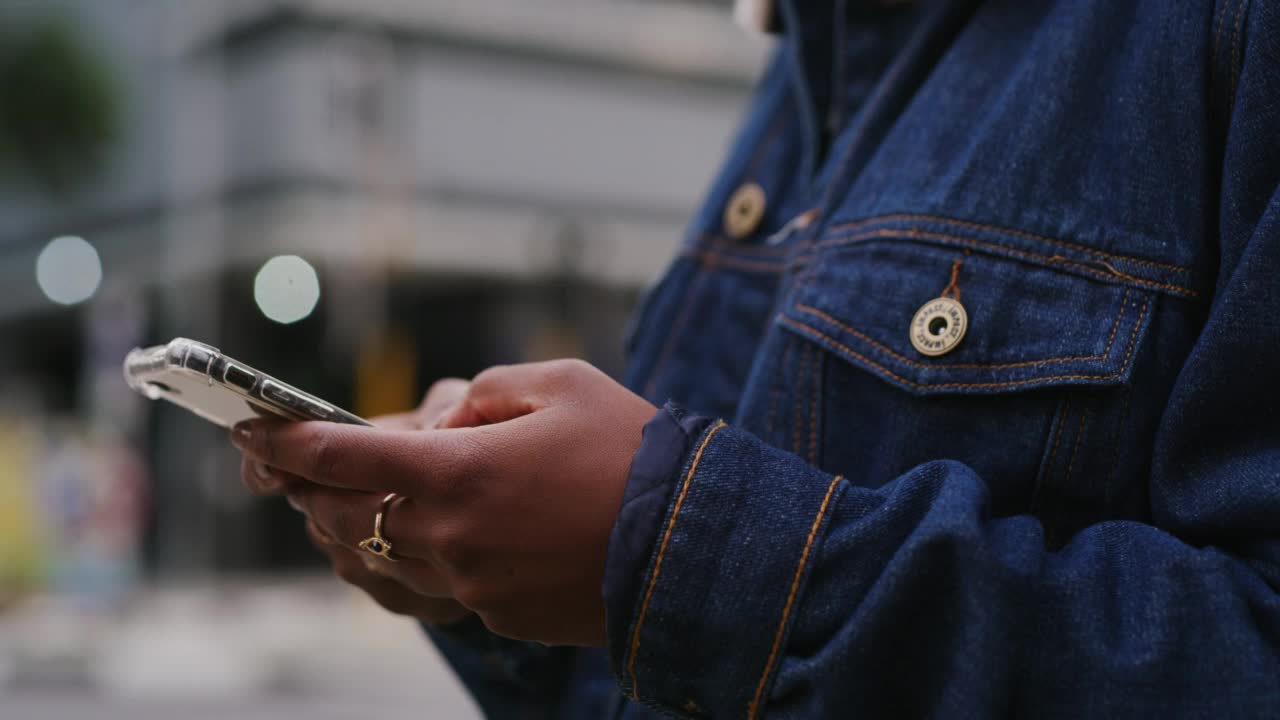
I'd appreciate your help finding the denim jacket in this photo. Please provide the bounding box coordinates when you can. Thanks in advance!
[428,0,1280,717]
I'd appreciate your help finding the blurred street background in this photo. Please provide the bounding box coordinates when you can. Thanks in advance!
[0,0,767,716]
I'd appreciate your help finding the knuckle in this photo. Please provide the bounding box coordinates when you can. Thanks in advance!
[542,358,591,384]
[452,577,498,612]
[329,501,367,549]
[470,364,512,394]
[306,432,342,485]
[428,377,468,399]
[428,520,481,579]
[426,521,465,560]
[256,424,278,465]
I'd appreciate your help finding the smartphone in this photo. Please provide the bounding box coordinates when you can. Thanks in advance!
[123,338,370,428]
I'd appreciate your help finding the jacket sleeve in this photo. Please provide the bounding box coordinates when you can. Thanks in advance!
[604,6,1280,718]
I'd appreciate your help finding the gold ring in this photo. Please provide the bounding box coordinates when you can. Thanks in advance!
[358,493,400,562]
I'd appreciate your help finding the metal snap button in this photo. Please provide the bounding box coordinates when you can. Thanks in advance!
[910,296,968,357]
[723,182,766,239]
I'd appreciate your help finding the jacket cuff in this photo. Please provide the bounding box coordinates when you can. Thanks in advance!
[603,402,717,654]
[605,413,845,717]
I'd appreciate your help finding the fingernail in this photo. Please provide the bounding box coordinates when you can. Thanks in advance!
[286,494,304,513]
[254,462,285,493]
[231,422,253,449]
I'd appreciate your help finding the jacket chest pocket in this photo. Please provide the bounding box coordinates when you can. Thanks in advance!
[771,235,1157,540]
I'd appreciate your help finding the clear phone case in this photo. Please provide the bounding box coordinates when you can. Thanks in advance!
[123,338,370,429]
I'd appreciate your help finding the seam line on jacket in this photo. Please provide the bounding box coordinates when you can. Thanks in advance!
[1214,0,1232,73]
[746,474,845,719]
[766,339,795,439]
[643,270,711,399]
[810,229,1198,298]
[1037,399,1072,511]
[793,344,811,456]
[808,349,821,466]
[1229,0,1250,100]
[825,213,1193,274]
[793,287,1130,372]
[776,297,1148,392]
[695,234,793,256]
[626,420,727,701]
[684,250,790,274]
[1064,407,1091,487]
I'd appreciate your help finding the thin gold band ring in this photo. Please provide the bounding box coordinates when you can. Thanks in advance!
[357,492,400,562]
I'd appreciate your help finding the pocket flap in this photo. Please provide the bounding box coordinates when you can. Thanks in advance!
[778,240,1154,395]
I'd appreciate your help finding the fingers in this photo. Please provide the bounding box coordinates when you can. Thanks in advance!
[441,359,600,427]
[230,420,435,495]
[364,379,469,432]
[419,378,470,428]
[307,521,462,619]
[306,514,453,596]
[369,411,424,431]
[448,363,548,425]
[239,455,306,497]
[361,575,466,621]
[290,485,438,561]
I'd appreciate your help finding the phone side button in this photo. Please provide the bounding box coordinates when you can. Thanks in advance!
[301,400,333,421]
[260,380,293,406]
[261,380,333,421]
[224,363,257,391]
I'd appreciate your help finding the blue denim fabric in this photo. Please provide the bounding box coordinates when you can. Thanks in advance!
[428,0,1280,717]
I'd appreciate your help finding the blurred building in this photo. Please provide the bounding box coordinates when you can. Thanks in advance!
[0,0,766,581]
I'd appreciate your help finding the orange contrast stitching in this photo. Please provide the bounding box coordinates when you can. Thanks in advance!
[814,228,1198,297]
[825,214,1194,275]
[941,258,964,302]
[793,287,1130,372]
[747,474,845,719]
[626,421,727,700]
[1102,289,1131,356]
[775,297,1149,392]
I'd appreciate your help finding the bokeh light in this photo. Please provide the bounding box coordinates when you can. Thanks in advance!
[253,255,321,324]
[35,235,102,306]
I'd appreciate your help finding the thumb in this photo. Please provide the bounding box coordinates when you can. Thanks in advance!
[441,360,588,428]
